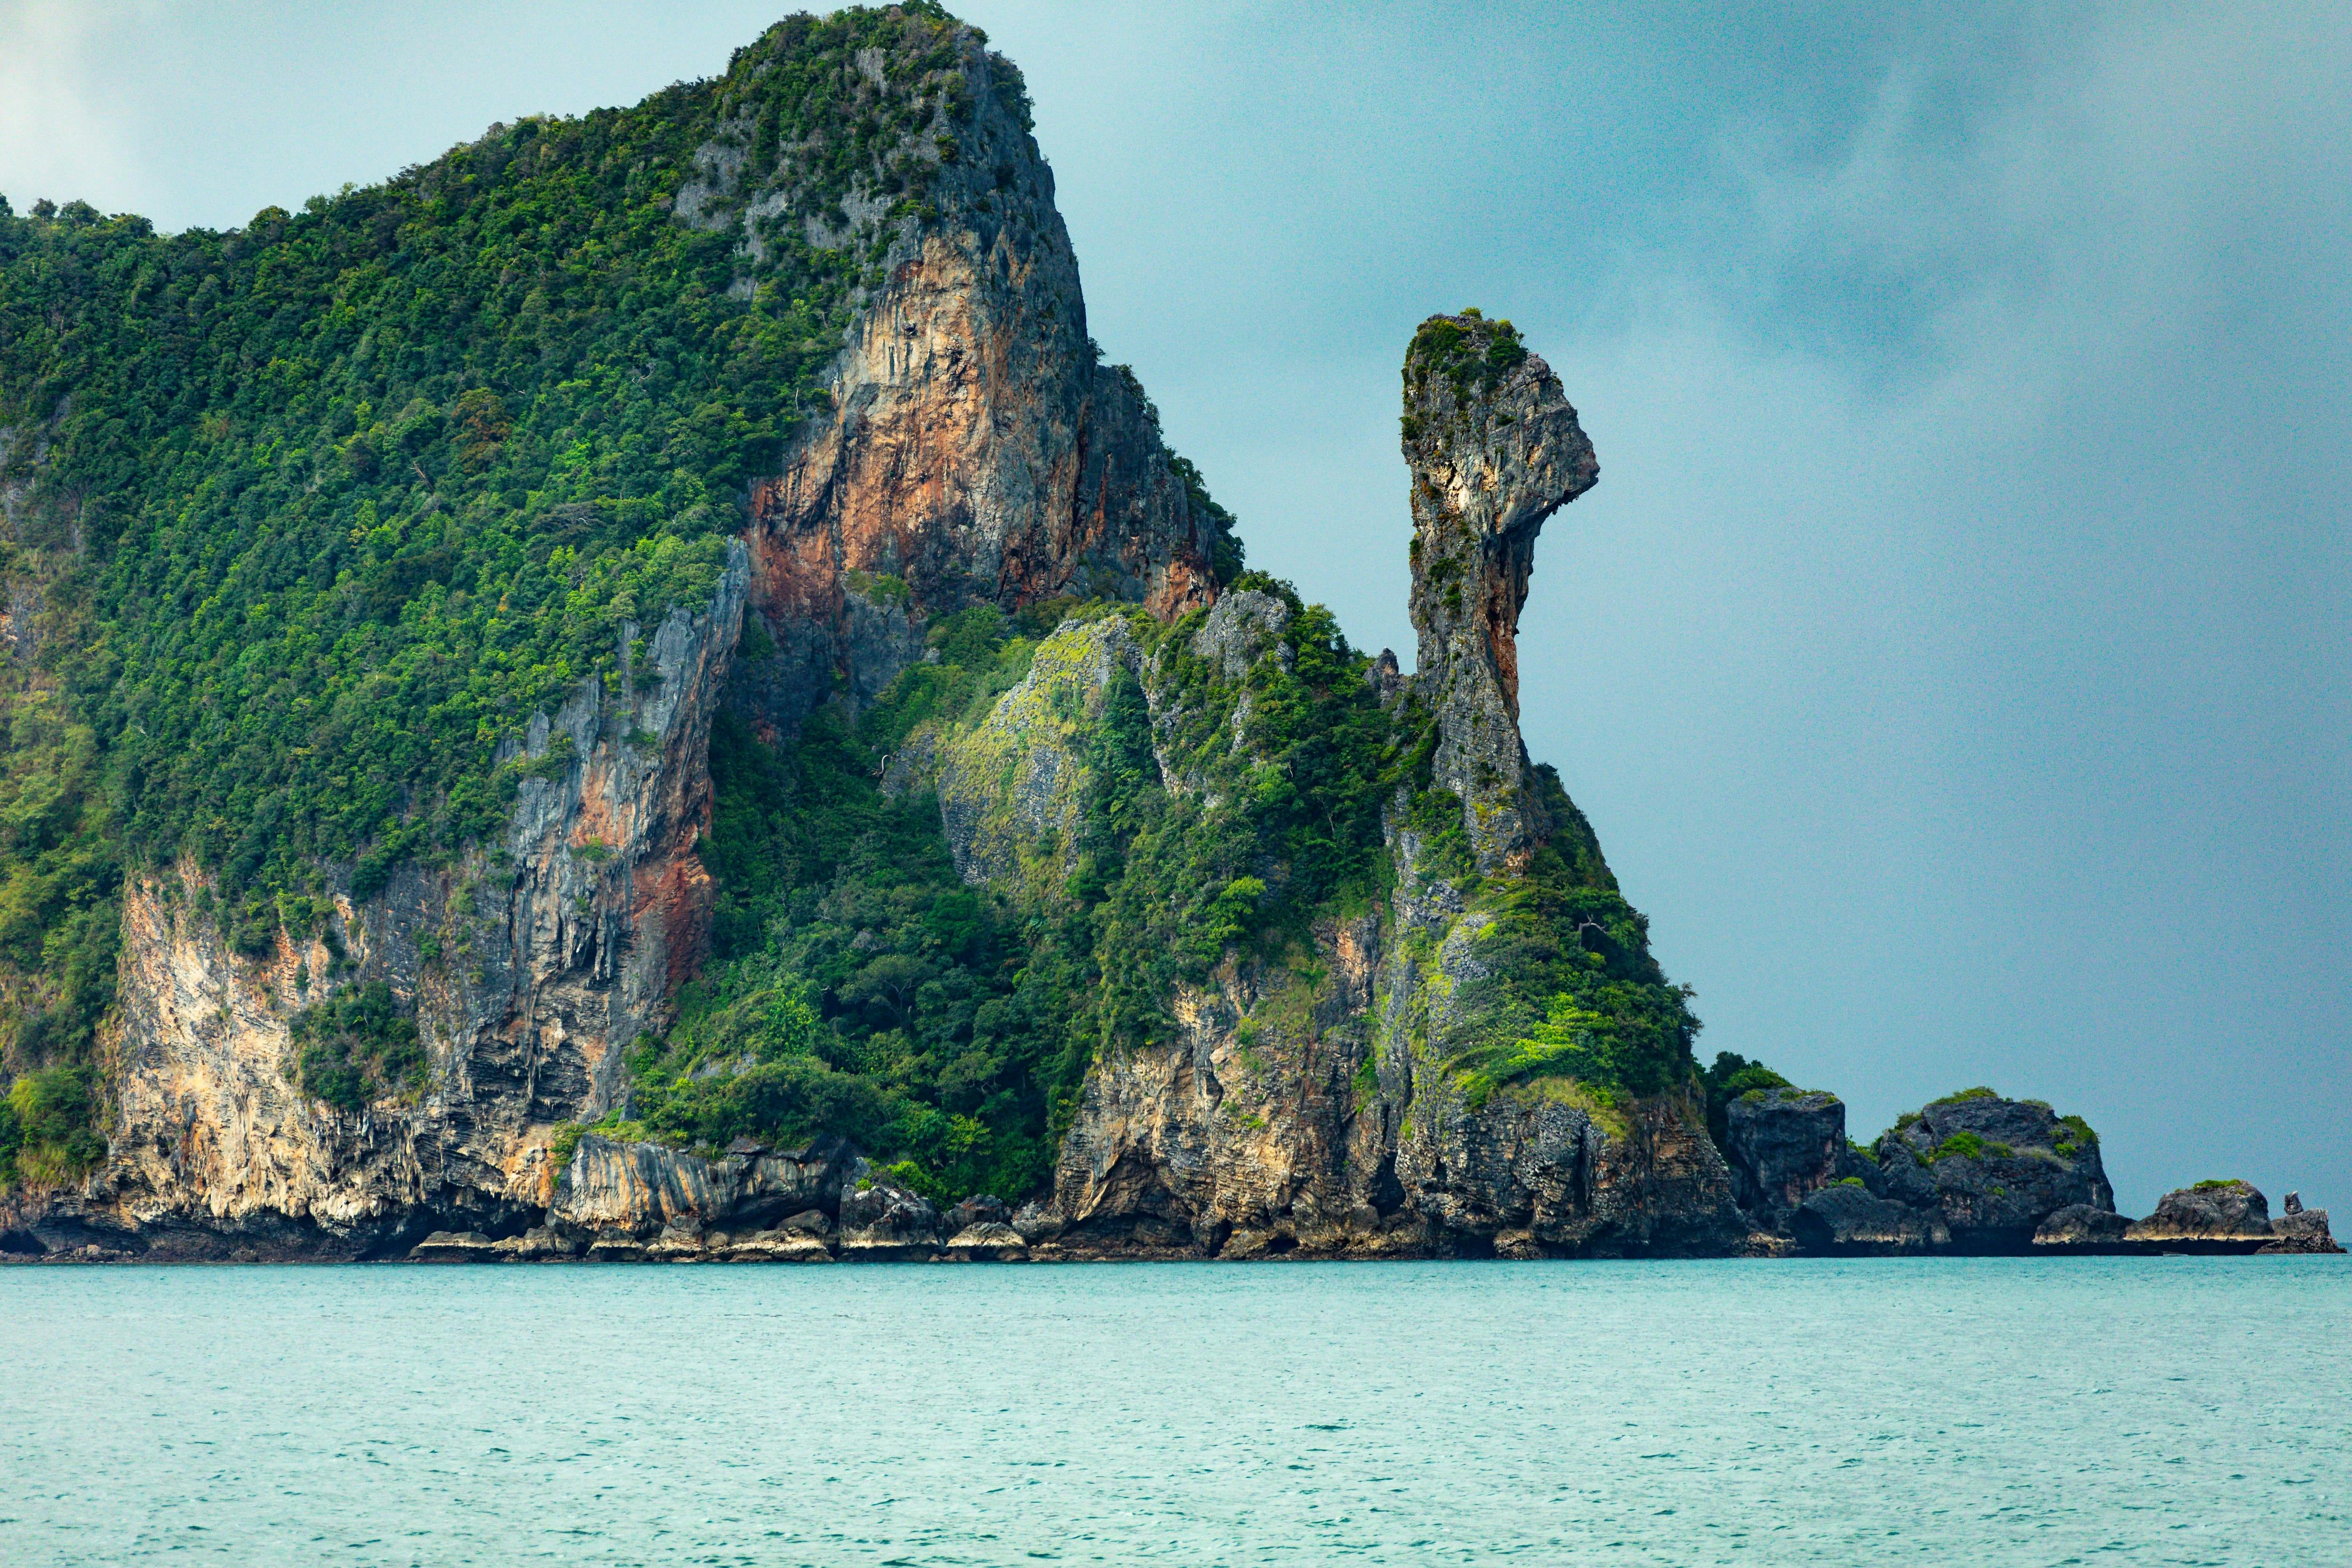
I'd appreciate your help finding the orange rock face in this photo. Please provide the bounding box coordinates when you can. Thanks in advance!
[733,101,1220,736]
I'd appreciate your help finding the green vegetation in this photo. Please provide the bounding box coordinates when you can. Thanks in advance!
[0,635,119,1170]
[2053,1114,2098,1158]
[0,6,1249,1188]
[548,1120,587,1179]
[1403,308,1531,422]
[0,15,1657,1210]
[1700,1051,1791,1146]
[610,568,1700,1204]
[0,1063,106,1188]
[1928,1086,1999,1105]
[1925,1130,2014,1164]
[614,606,1100,1204]
[288,981,423,1112]
[2191,1178,2246,1192]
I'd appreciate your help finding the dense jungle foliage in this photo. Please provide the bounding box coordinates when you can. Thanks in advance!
[598,573,1702,1205]
[0,4,1077,1183]
[598,583,1409,1203]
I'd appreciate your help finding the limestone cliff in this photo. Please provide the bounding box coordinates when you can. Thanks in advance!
[714,37,1223,737]
[3,11,1227,1258]
[20,555,746,1257]
[2,17,1733,1265]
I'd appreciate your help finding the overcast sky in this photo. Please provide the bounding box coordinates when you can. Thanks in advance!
[4,1,2345,1213]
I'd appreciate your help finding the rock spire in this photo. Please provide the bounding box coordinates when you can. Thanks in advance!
[1400,311,1597,870]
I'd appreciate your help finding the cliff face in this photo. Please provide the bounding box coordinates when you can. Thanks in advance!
[4,11,1233,1258]
[2,16,1736,1264]
[24,557,746,1257]
[718,41,1219,738]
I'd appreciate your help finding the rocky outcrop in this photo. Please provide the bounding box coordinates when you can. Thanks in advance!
[2032,1203,2136,1252]
[1722,1088,1858,1233]
[548,1131,851,1240]
[1867,1094,2114,1252]
[725,32,1223,739]
[2265,1205,2343,1255]
[2126,1180,2275,1253]
[1793,1183,1950,1255]
[990,322,1743,1261]
[1399,314,1597,872]
[836,1165,946,1261]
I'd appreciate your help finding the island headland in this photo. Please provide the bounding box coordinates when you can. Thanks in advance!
[0,6,2333,1265]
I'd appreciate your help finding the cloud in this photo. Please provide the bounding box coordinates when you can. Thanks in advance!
[1521,2,2352,1210]
[0,1,145,214]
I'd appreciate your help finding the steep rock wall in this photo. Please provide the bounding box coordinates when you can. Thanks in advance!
[724,39,1220,738]
[23,551,747,1256]
[924,530,1738,1258]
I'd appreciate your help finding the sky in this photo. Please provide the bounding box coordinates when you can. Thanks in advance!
[3,1,2345,1214]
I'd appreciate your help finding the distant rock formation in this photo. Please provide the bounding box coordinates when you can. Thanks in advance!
[1721,1087,1862,1234]
[1866,1091,2115,1252]
[2126,1178,2271,1251]
[1399,313,1597,872]
[1792,1184,1949,1255]
[2112,1179,2340,1254]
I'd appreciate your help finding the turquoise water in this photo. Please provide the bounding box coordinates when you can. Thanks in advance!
[1,1258,2345,1565]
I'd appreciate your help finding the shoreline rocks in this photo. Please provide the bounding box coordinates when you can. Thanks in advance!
[1722,1087,1864,1234]
[2032,1204,2135,1252]
[1868,1091,2115,1252]
[2125,1179,2273,1253]
[1793,1183,1951,1255]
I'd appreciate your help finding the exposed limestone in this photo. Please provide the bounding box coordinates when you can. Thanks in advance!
[1400,314,1597,871]
[408,1230,497,1263]
[28,552,750,1259]
[1869,1095,2115,1251]
[943,1222,1029,1261]
[925,614,1142,893]
[730,33,1220,740]
[836,1166,944,1261]
[2127,1180,2275,1253]
[549,1132,853,1240]
[722,1229,834,1263]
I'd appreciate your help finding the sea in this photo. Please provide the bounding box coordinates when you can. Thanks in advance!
[1,1256,2344,1566]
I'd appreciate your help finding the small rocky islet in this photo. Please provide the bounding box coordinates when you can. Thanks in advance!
[0,8,2336,1268]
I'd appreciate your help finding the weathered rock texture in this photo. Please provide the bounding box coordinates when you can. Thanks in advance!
[16,558,747,1258]
[1862,1094,2114,1252]
[724,39,1223,739]
[2264,1206,2343,1255]
[1793,1184,1950,1255]
[2126,1180,2275,1254]
[2032,1203,2135,1252]
[1399,315,1597,871]
[1723,1088,1859,1234]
